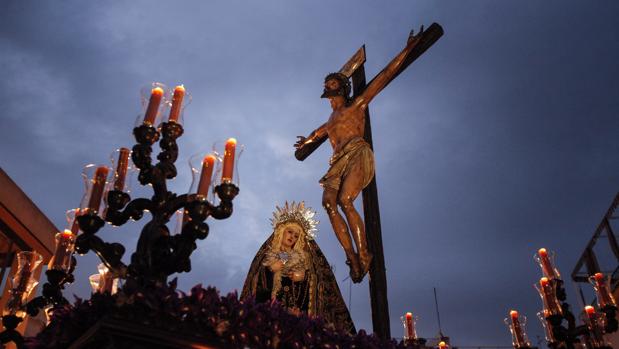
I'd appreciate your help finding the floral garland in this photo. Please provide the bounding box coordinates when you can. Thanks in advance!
[24,280,414,348]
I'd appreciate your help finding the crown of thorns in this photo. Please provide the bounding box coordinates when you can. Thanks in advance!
[324,72,351,94]
[270,201,318,240]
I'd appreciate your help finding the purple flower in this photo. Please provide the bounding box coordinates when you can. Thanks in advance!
[24,283,404,349]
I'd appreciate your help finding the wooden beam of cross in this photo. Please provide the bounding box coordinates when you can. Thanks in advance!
[295,23,443,340]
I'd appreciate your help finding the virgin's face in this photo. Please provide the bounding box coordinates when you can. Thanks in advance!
[280,224,302,249]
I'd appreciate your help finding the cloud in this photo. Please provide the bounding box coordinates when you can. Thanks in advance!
[0,40,83,163]
[3,1,619,345]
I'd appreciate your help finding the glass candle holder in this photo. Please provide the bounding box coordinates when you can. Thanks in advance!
[535,277,563,316]
[189,152,222,203]
[400,312,418,341]
[48,230,76,272]
[80,164,113,217]
[165,85,191,126]
[109,148,136,193]
[212,139,244,187]
[165,209,185,236]
[66,208,81,235]
[89,263,118,294]
[3,251,43,318]
[135,82,170,127]
[504,310,531,349]
[534,248,561,280]
[536,310,556,344]
[589,272,617,309]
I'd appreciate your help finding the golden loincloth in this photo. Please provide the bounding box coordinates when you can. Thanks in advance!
[320,137,375,191]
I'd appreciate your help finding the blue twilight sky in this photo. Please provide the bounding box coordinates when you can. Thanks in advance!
[2,1,619,346]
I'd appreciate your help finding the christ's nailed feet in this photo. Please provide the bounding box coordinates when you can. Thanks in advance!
[359,252,373,281]
[346,253,363,283]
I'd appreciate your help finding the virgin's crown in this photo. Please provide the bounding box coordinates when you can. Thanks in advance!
[270,201,318,240]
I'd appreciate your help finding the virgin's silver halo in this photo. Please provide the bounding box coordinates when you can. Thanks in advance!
[270,201,319,240]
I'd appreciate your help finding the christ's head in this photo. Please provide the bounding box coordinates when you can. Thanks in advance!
[321,72,351,104]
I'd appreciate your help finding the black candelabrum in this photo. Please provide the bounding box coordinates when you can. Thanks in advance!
[543,278,617,349]
[506,249,618,349]
[0,84,239,348]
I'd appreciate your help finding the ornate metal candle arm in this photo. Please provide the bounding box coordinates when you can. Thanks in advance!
[76,121,238,287]
[0,85,237,348]
[545,278,617,349]
[507,250,619,349]
[22,119,238,325]
[0,314,24,349]
[403,337,427,348]
[0,252,45,348]
[24,256,77,318]
[545,278,583,349]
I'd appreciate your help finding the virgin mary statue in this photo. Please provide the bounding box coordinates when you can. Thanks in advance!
[241,202,355,333]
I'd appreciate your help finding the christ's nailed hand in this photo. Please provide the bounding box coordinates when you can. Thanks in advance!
[294,136,307,149]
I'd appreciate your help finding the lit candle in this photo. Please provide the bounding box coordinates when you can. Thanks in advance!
[113,148,131,191]
[538,248,558,279]
[405,312,415,339]
[583,305,607,347]
[7,258,34,316]
[438,341,448,349]
[584,305,597,328]
[538,309,556,343]
[510,310,526,347]
[540,277,562,315]
[7,252,42,317]
[593,273,615,308]
[87,166,109,213]
[14,252,40,292]
[49,229,76,271]
[143,87,164,125]
[168,85,185,123]
[221,138,237,183]
[197,154,217,197]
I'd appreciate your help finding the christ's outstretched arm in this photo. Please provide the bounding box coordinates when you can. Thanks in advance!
[295,122,328,149]
[352,27,424,109]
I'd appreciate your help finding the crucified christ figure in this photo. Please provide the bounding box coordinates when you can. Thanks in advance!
[294,28,424,283]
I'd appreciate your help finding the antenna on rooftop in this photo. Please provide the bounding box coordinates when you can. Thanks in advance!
[434,287,445,339]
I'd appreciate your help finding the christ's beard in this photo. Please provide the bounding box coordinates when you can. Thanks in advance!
[321,88,344,98]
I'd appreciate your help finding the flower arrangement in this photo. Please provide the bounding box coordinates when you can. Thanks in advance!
[25,280,414,348]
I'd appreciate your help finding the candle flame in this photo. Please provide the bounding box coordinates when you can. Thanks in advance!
[203,154,216,166]
[510,310,519,318]
[538,247,547,256]
[151,87,164,96]
[585,305,595,315]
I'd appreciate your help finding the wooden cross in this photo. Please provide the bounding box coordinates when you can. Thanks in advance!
[295,23,443,340]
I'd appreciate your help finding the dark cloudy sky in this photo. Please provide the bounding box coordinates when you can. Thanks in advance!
[2,1,619,346]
